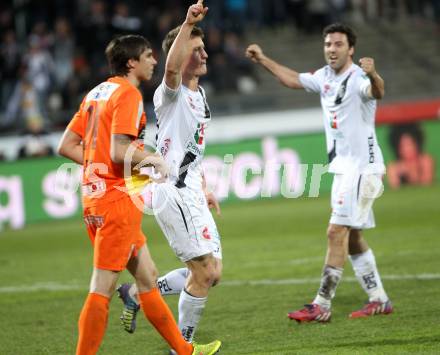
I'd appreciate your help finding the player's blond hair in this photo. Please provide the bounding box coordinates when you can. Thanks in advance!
[162,25,204,55]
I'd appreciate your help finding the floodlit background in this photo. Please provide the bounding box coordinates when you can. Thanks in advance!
[0,1,439,354]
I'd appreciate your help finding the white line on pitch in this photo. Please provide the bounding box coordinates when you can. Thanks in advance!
[1,274,439,293]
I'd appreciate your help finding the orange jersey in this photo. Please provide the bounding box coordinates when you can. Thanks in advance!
[68,76,147,207]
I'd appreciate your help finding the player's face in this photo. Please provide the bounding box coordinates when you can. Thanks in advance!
[135,48,157,81]
[324,32,354,74]
[183,36,208,77]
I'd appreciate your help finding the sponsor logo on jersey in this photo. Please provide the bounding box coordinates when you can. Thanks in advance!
[186,141,203,156]
[368,135,375,163]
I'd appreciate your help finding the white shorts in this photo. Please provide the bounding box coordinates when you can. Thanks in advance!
[330,173,384,229]
[145,183,222,263]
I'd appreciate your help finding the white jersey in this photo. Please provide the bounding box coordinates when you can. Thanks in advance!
[153,80,211,191]
[299,63,385,174]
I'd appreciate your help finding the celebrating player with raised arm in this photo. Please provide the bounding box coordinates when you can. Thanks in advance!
[246,23,393,322]
[117,0,223,349]
[58,33,220,355]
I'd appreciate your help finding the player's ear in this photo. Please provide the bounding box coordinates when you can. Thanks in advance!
[127,58,136,71]
[349,46,354,57]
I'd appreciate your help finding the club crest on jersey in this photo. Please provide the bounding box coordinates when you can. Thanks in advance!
[330,112,338,129]
[194,123,206,145]
[323,82,336,97]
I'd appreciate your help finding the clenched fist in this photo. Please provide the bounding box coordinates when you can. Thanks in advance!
[185,0,208,25]
[359,57,377,77]
[246,44,265,63]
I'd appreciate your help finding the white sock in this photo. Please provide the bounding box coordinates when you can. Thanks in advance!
[157,267,189,296]
[349,249,389,303]
[178,289,207,343]
[313,264,343,309]
[129,268,189,305]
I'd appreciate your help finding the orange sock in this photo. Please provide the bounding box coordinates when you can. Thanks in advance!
[139,288,193,355]
[76,293,110,355]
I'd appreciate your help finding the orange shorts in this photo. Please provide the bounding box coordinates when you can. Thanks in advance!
[83,195,146,271]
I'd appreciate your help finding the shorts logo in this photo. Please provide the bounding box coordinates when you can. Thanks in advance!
[84,215,104,227]
[202,226,211,240]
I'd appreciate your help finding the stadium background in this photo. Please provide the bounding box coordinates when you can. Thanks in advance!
[1,1,440,354]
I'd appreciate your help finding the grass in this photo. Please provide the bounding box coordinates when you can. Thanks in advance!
[0,184,439,354]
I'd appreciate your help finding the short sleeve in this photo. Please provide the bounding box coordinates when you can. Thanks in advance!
[358,74,372,100]
[154,79,182,108]
[299,72,321,93]
[67,99,86,138]
[111,88,143,137]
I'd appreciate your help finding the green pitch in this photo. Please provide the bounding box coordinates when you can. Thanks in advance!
[1,184,439,354]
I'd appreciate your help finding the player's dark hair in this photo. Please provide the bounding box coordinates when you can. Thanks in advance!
[323,23,357,48]
[105,35,151,76]
[162,25,204,55]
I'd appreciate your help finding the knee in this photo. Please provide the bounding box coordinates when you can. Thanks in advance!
[327,225,349,247]
[150,266,159,281]
[211,268,222,287]
[192,263,221,289]
[89,270,119,297]
[201,268,218,289]
[136,266,159,291]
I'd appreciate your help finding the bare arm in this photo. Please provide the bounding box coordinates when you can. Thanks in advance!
[246,44,304,89]
[359,57,385,100]
[165,0,208,89]
[111,134,169,178]
[202,173,221,215]
[57,129,83,164]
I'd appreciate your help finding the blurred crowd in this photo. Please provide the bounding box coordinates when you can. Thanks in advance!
[0,0,439,157]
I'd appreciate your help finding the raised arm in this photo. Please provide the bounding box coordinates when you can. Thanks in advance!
[359,57,385,100]
[165,0,208,89]
[246,44,304,89]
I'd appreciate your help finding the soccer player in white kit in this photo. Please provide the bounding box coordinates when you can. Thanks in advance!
[118,0,223,345]
[246,23,393,322]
